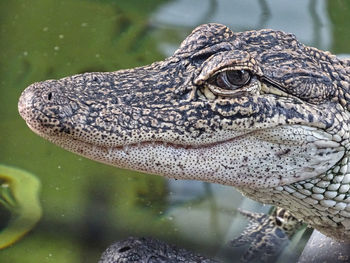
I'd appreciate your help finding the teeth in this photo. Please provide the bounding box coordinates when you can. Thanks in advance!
[137,142,141,148]
[151,142,156,147]
[163,142,167,147]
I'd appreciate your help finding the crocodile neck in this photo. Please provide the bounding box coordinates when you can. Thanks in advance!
[18,23,350,241]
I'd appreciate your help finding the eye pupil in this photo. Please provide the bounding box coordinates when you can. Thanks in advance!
[215,69,251,90]
[227,70,250,86]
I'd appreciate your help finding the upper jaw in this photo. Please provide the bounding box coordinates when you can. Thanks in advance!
[18,78,336,150]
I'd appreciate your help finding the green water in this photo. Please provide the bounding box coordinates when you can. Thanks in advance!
[0,0,350,262]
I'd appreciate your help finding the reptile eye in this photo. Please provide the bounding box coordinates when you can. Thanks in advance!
[213,70,251,90]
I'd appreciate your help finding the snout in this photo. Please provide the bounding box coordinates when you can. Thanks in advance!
[18,83,37,121]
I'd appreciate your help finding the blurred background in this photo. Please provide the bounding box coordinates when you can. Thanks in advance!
[0,0,349,262]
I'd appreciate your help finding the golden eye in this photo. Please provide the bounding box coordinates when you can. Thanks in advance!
[210,69,251,90]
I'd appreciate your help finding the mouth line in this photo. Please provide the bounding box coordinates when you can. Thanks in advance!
[55,129,250,152]
[25,119,254,152]
[26,118,327,157]
[24,117,344,190]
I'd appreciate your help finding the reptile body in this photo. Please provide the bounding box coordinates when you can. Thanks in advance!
[231,208,303,262]
[18,24,350,241]
[98,237,217,263]
[98,208,302,263]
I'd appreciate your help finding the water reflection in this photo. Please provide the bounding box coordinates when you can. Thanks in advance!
[151,0,331,56]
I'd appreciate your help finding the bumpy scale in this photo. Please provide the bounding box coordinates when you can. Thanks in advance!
[18,24,350,240]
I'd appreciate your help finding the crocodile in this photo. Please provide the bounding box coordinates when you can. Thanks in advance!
[18,23,350,241]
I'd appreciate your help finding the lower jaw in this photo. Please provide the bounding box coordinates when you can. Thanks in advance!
[29,123,344,189]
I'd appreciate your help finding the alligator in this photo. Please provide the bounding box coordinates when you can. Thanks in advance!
[18,23,350,243]
[98,208,302,263]
[98,237,217,263]
[230,208,303,262]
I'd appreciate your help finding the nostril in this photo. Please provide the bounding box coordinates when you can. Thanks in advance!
[118,246,131,253]
[47,92,52,101]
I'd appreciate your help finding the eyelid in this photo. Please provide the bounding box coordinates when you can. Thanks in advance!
[193,50,262,86]
[190,42,233,61]
[260,76,286,90]
[215,67,249,74]
[204,83,243,97]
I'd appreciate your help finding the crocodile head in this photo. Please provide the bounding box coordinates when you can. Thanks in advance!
[18,24,350,239]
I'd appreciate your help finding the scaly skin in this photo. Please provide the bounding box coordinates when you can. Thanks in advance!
[98,237,217,263]
[18,24,350,240]
[231,208,303,262]
[97,209,301,263]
